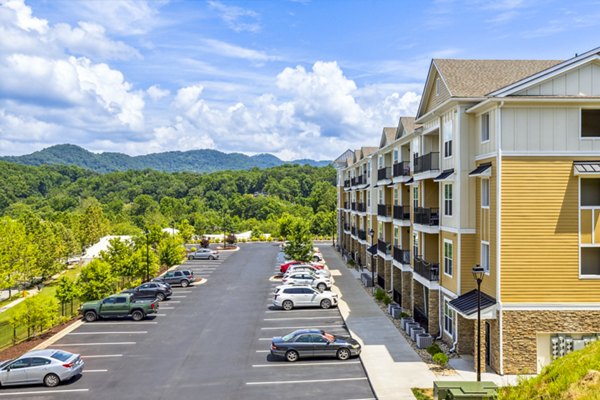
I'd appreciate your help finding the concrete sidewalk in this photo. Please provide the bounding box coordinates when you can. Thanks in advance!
[322,246,435,400]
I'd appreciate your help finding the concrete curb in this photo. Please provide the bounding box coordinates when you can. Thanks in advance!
[33,319,84,350]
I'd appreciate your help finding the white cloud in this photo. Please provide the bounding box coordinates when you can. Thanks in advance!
[201,38,280,62]
[147,85,170,101]
[208,1,261,33]
[2,0,48,33]
[71,0,165,35]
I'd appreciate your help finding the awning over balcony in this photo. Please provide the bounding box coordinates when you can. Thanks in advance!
[433,168,454,182]
[574,161,600,175]
[405,178,417,185]
[448,289,497,320]
[468,163,492,177]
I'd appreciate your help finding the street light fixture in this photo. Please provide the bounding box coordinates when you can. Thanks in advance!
[472,264,485,382]
[144,229,150,282]
[369,228,375,293]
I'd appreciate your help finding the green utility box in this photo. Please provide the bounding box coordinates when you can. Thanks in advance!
[433,381,498,400]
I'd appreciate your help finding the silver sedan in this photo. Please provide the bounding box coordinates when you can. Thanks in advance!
[0,349,84,387]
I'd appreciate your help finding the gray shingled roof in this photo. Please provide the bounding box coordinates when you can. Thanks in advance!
[381,127,396,148]
[361,147,378,157]
[434,59,563,97]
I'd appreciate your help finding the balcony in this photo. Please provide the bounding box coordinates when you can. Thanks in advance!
[351,202,357,211]
[414,152,440,174]
[344,179,351,188]
[414,207,440,226]
[393,205,410,220]
[358,229,366,241]
[393,246,410,264]
[351,226,357,236]
[414,256,439,281]
[351,175,365,186]
[377,204,392,218]
[377,239,391,255]
[343,224,350,231]
[393,161,410,177]
[357,202,366,212]
[413,306,429,330]
[377,167,391,181]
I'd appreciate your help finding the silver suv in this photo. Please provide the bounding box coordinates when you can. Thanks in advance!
[273,285,338,311]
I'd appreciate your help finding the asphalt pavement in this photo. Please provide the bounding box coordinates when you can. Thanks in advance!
[0,243,375,400]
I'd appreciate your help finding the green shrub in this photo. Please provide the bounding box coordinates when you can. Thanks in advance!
[190,247,197,252]
[383,294,392,306]
[432,352,448,367]
[347,259,356,267]
[374,288,385,301]
[426,343,442,356]
[267,236,273,242]
[400,312,409,318]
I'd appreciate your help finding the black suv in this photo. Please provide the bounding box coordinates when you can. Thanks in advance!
[121,282,172,301]
[153,270,195,287]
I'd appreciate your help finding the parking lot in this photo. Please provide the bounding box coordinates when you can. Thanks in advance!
[0,244,374,400]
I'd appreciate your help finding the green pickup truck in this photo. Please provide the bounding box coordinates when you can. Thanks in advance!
[80,293,159,322]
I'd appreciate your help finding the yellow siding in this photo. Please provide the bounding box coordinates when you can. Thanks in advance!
[424,179,439,209]
[595,210,600,244]
[440,231,458,294]
[475,159,497,297]
[461,234,477,294]
[501,157,600,302]
[581,209,593,244]
[424,234,439,262]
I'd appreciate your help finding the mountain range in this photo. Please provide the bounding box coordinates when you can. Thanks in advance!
[0,144,331,173]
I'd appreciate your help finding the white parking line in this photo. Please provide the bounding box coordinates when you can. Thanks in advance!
[82,354,122,358]
[255,350,270,353]
[171,295,187,298]
[83,369,108,373]
[261,325,345,330]
[258,338,272,341]
[264,310,340,313]
[69,331,147,335]
[246,377,368,385]
[0,389,90,396]
[264,316,342,321]
[160,307,175,310]
[175,290,193,293]
[84,321,157,325]
[57,342,136,346]
[168,301,181,303]
[155,313,167,316]
[252,361,360,367]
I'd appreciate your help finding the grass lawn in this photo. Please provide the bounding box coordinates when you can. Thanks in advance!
[412,388,433,400]
[0,266,82,350]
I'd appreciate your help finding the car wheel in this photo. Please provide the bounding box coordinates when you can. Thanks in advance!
[188,256,193,260]
[336,348,351,360]
[285,350,299,362]
[43,373,60,387]
[181,279,190,287]
[320,299,332,309]
[131,310,145,321]
[282,300,293,311]
[209,255,215,260]
[84,311,97,322]
[156,292,165,301]
[317,283,327,291]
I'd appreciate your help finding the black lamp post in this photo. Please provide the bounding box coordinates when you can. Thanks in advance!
[472,265,485,382]
[369,228,375,293]
[171,221,175,236]
[144,229,150,282]
[340,214,345,254]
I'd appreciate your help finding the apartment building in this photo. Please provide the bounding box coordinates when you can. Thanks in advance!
[336,47,600,375]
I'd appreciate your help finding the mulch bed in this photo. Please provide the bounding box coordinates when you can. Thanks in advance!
[0,318,80,360]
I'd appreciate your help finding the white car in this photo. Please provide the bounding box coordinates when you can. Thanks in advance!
[281,272,333,291]
[273,285,338,310]
[284,264,331,279]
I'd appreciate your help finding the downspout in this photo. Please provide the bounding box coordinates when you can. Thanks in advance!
[497,100,504,375]
[436,113,444,341]
[450,317,459,353]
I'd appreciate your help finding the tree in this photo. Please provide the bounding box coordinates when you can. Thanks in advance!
[157,236,186,267]
[100,237,134,286]
[284,219,313,262]
[77,259,117,301]
[276,213,296,240]
[177,219,195,243]
[78,199,109,248]
[55,276,79,316]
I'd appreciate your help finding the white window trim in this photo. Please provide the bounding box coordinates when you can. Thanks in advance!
[481,178,490,209]
[481,241,490,275]
[580,108,600,140]
[444,183,453,217]
[481,113,490,144]
[443,239,453,277]
[443,298,455,337]
[435,78,440,96]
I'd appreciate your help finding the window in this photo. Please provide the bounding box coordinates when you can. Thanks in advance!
[367,160,371,177]
[581,178,600,206]
[378,222,383,239]
[481,179,490,208]
[444,140,453,158]
[311,335,329,343]
[394,227,399,247]
[435,78,440,96]
[444,184,453,216]
[9,359,31,369]
[393,149,399,163]
[367,195,370,208]
[394,188,399,206]
[413,232,419,258]
[481,113,490,142]
[413,186,419,210]
[296,335,311,343]
[444,300,455,336]
[378,188,383,204]
[582,109,600,137]
[378,155,383,168]
[115,297,127,304]
[444,240,453,276]
[30,358,51,367]
[481,242,490,273]
[51,351,73,362]
[443,118,453,158]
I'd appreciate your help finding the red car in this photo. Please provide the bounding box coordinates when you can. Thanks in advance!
[280,261,302,274]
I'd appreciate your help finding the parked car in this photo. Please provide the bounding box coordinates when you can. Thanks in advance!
[0,349,84,387]
[280,260,326,274]
[284,265,331,279]
[153,269,195,287]
[188,249,219,260]
[270,329,361,362]
[281,272,333,291]
[121,281,172,301]
[80,293,159,322]
[312,253,324,262]
[273,285,338,310]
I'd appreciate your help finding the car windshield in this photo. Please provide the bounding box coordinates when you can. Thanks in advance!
[0,360,13,369]
[50,350,73,362]
[282,333,296,342]
[323,332,335,342]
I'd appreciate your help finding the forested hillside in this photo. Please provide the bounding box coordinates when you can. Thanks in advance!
[0,144,331,173]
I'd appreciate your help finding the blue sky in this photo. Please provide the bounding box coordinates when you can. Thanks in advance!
[1,0,600,160]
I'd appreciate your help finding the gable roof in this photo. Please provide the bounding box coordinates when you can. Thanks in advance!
[332,149,354,169]
[379,127,396,148]
[361,146,378,158]
[396,116,416,139]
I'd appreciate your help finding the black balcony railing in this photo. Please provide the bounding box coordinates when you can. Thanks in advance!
[393,205,410,220]
[357,202,366,212]
[343,224,350,231]
[344,179,351,188]
[377,274,385,289]
[351,175,364,186]
[377,167,391,181]
[393,288,401,305]
[377,204,392,217]
[358,229,366,241]
[351,202,357,211]
[393,246,410,264]
[414,207,440,226]
[414,256,440,281]
[393,161,410,177]
[413,152,440,174]
[413,306,429,330]
[351,226,357,236]
[377,239,391,255]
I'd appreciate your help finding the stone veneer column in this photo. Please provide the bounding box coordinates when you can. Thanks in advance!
[384,260,392,291]
[401,271,412,312]
[457,315,474,355]
[428,289,440,336]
